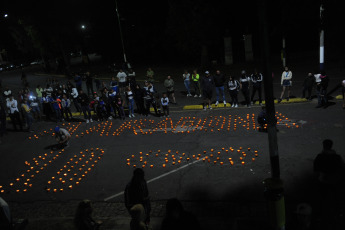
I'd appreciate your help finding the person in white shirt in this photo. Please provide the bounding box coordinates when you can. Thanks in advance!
[6,96,23,131]
[278,66,292,103]
[117,69,127,94]
[183,70,192,96]
[160,93,170,117]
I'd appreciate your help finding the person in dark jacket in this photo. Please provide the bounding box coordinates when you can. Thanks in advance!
[213,70,226,106]
[250,69,263,105]
[201,71,215,110]
[78,90,93,123]
[302,73,315,100]
[239,70,251,108]
[125,168,151,225]
[85,72,94,96]
[134,84,146,116]
[318,71,329,108]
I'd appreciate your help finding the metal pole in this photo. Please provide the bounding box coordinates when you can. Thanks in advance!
[258,0,285,229]
[115,0,127,63]
[282,37,286,67]
[319,4,324,71]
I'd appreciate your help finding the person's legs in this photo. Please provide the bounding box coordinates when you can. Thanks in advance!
[73,100,81,112]
[220,86,225,102]
[251,87,257,102]
[258,87,262,104]
[280,87,286,100]
[9,114,17,130]
[307,87,312,100]
[81,106,88,120]
[171,92,176,103]
[215,87,220,102]
[287,86,291,99]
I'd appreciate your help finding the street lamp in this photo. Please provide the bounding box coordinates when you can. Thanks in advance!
[115,0,127,63]
[4,14,8,18]
[81,25,85,30]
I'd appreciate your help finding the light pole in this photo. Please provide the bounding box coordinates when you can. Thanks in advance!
[319,3,325,71]
[115,0,127,63]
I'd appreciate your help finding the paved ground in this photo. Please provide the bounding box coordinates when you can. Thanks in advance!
[0,63,345,229]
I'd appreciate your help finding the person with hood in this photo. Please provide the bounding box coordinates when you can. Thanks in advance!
[201,71,215,110]
[213,70,226,106]
[125,168,151,225]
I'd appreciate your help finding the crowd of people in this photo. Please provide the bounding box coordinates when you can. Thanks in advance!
[0,66,344,138]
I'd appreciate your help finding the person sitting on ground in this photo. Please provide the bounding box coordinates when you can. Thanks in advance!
[160,198,201,230]
[74,199,102,230]
[54,126,71,148]
[130,204,150,230]
[313,139,344,185]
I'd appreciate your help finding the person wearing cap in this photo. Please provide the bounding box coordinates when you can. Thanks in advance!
[54,126,71,148]
[201,71,215,110]
[239,70,251,108]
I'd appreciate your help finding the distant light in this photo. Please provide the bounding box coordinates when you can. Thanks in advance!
[4,14,8,18]
[81,25,85,29]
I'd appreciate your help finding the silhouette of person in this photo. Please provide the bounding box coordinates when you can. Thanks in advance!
[74,200,102,230]
[125,168,151,224]
[130,204,149,230]
[160,198,201,230]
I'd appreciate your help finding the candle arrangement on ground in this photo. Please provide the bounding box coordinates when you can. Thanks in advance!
[0,148,104,194]
[125,146,262,169]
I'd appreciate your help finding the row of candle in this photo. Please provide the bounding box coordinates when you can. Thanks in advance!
[46,148,104,192]
[0,149,67,194]
[126,147,260,168]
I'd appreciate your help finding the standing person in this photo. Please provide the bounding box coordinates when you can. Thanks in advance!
[41,92,52,121]
[134,84,146,116]
[227,75,240,108]
[109,76,119,94]
[74,200,102,230]
[78,90,93,123]
[341,80,345,109]
[250,69,263,105]
[21,98,34,132]
[85,71,94,96]
[6,96,23,131]
[183,70,192,96]
[70,85,81,113]
[36,85,43,110]
[146,67,154,81]
[44,84,53,97]
[116,97,126,120]
[302,73,315,100]
[201,71,215,110]
[319,71,329,108]
[278,66,292,103]
[125,168,151,225]
[94,75,101,92]
[74,73,83,92]
[61,94,73,120]
[54,126,71,148]
[161,93,170,117]
[127,68,136,88]
[117,69,127,95]
[108,89,118,118]
[191,69,202,97]
[239,70,251,108]
[29,94,41,120]
[214,70,226,106]
[50,94,63,122]
[143,81,158,116]
[125,86,135,118]
[164,75,176,104]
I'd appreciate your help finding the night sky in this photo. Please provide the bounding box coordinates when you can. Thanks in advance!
[1,0,343,65]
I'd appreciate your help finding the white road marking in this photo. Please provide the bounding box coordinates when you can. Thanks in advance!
[104,158,203,201]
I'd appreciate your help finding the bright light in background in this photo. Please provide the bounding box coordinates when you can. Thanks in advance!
[81,25,85,29]
[4,14,8,18]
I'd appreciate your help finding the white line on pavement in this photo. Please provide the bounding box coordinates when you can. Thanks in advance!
[104,158,203,201]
